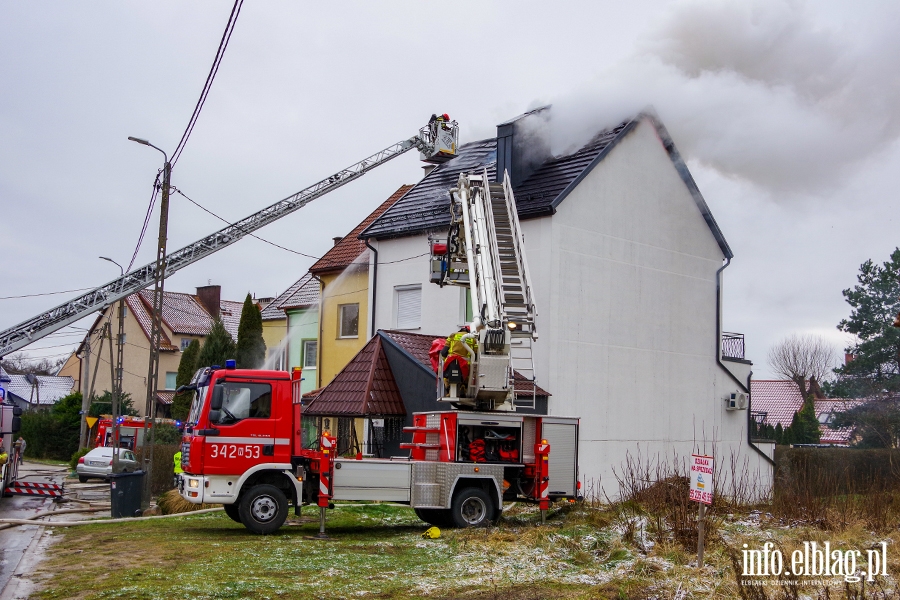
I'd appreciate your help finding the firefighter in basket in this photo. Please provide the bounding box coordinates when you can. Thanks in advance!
[439,325,477,397]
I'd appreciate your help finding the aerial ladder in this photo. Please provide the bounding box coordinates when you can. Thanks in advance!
[0,117,459,357]
[429,168,538,411]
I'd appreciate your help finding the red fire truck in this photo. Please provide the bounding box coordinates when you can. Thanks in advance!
[93,416,176,450]
[177,363,579,534]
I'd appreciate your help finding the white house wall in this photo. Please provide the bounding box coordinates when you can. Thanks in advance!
[543,118,771,497]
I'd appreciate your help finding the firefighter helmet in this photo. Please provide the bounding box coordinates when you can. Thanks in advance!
[422,526,441,539]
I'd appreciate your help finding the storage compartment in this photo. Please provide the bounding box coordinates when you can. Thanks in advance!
[456,423,521,464]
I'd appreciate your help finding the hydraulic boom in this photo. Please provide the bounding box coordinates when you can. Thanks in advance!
[0,118,459,357]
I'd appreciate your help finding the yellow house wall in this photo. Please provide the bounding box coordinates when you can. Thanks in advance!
[261,317,287,369]
[317,265,368,388]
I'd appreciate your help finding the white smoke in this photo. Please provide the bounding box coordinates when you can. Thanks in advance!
[544,0,900,193]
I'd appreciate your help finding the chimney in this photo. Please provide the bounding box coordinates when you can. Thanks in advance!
[332,237,343,246]
[422,164,436,178]
[495,106,552,187]
[196,285,221,320]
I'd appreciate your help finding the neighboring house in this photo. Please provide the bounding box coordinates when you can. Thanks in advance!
[58,285,243,417]
[303,330,550,457]
[309,184,413,389]
[360,107,772,495]
[260,273,320,395]
[0,367,74,411]
[255,295,284,369]
[750,379,865,445]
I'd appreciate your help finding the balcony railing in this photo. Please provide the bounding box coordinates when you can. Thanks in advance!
[721,332,745,360]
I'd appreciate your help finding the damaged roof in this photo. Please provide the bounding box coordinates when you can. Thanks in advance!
[360,111,732,259]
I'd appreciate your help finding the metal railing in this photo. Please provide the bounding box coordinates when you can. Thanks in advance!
[721,332,745,360]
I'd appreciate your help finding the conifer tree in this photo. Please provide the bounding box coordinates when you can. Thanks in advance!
[170,339,200,421]
[196,318,236,370]
[236,293,266,369]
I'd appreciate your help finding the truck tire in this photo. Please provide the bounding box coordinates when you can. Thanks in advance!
[414,508,453,528]
[450,487,494,528]
[223,502,242,523]
[239,484,288,534]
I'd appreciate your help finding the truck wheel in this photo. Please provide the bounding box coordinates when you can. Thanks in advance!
[414,508,453,528]
[223,502,242,523]
[239,484,288,534]
[450,487,494,528]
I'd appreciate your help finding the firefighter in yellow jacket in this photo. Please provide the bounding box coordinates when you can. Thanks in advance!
[441,326,478,395]
[173,450,183,487]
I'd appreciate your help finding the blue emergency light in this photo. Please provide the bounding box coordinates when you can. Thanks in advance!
[225,359,236,369]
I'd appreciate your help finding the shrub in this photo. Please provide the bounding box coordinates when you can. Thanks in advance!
[69,447,91,471]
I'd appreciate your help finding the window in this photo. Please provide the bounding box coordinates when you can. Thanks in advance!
[302,340,317,369]
[395,286,422,329]
[165,372,177,390]
[181,338,193,351]
[339,304,359,338]
[459,287,473,324]
[212,382,272,424]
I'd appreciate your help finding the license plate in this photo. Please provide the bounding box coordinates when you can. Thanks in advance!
[89,461,106,466]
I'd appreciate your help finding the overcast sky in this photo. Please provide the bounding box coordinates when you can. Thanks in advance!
[1,0,897,379]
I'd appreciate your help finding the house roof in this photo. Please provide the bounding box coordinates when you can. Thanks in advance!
[303,335,406,417]
[310,185,413,274]
[156,390,175,405]
[360,140,496,240]
[0,368,74,405]
[130,290,241,350]
[360,111,732,260]
[750,379,866,444]
[261,273,319,321]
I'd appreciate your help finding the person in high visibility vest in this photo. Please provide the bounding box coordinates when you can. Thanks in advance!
[441,326,478,395]
[173,450,183,487]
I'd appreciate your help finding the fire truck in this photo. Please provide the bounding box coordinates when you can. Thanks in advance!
[176,119,581,534]
[93,416,177,450]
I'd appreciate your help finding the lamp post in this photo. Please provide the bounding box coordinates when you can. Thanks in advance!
[100,256,125,473]
[128,136,171,508]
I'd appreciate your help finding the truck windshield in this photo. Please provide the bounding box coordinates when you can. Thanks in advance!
[187,385,208,426]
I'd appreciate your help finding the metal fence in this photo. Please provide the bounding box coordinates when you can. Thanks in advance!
[721,332,745,360]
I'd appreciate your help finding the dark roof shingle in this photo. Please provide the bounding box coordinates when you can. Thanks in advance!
[261,273,319,320]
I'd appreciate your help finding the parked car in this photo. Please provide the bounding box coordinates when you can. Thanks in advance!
[76,447,138,482]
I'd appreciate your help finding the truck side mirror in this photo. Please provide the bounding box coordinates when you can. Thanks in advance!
[11,417,21,433]
[12,407,22,417]
[208,410,221,423]
[210,387,224,410]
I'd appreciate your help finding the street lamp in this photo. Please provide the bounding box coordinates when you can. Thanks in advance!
[129,136,172,508]
[100,257,125,473]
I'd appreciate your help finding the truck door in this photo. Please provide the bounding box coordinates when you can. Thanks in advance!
[204,380,276,476]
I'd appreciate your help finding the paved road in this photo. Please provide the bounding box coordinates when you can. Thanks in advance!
[0,463,68,599]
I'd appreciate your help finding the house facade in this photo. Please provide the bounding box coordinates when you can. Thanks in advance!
[260,273,320,395]
[310,185,412,389]
[360,108,774,496]
[59,285,242,416]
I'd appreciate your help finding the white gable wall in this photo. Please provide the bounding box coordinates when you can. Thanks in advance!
[535,118,771,497]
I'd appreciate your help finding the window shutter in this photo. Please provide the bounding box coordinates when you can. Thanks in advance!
[396,287,421,329]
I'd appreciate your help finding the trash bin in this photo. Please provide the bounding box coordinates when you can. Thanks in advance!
[110,470,144,518]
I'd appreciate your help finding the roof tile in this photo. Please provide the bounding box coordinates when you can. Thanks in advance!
[311,185,413,273]
[261,273,319,320]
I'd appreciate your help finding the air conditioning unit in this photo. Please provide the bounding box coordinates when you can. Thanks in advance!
[725,392,748,411]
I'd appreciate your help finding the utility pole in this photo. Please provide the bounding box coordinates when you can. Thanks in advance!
[79,332,91,448]
[100,256,126,473]
[129,136,171,509]
[104,322,119,472]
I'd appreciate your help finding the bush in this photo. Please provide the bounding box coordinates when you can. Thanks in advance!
[135,444,180,497]
[69,447,91,471]
[153,423,183,444]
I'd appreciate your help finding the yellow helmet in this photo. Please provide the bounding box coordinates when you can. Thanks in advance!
[421,526,441,539]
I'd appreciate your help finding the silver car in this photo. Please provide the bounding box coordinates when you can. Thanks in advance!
[76,447,138,482]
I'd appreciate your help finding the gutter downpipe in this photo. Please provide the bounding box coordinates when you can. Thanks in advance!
[364,239,378,339]
[716,258,775,467]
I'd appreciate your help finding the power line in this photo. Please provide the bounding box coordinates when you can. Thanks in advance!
[171,0,244,166]
[172,187,322,259]
[126,172,161,272]
[0,287,95,301]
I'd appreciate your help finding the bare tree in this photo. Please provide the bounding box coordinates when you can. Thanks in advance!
[0,352,66,376]
[768,334,837,399]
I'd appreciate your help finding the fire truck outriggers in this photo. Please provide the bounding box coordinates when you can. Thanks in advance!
[177,120,581,534]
